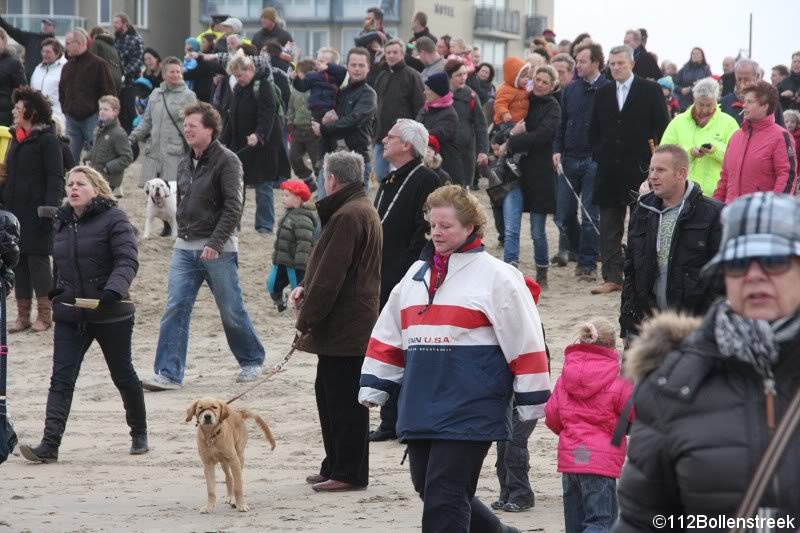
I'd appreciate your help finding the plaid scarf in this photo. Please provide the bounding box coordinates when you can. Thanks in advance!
[713,300,800,381]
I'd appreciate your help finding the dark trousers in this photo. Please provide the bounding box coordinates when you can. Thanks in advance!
[315,354,369,486]
[562,473,618,533]
[119,84,136,133]
[43,318,146,448]
[599,206,628,285]
[14,253,52,299]
[289,126,321,180]
[377,388,399,435]
[496,411,537,506]
[407,439,503,533]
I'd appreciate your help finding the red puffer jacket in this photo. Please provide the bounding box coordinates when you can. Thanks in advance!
[713,114,798,203]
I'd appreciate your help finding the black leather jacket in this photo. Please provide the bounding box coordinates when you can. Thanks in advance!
[319,79,377,159]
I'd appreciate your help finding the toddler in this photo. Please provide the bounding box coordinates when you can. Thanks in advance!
[545,318,633,533]
[267,180,318,312]
[291,47,348,123]
[86,95,133,198]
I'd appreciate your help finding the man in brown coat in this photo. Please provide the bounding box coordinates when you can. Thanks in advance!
[59,30,116,164]
[289,150,382,493]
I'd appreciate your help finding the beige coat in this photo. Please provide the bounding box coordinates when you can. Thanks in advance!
[129,80,196,185]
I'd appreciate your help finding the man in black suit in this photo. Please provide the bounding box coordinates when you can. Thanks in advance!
[589,45,670,295]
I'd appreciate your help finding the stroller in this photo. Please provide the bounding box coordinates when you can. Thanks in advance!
[0,210,20,465]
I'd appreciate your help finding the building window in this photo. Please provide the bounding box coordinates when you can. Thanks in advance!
[280,0,330,19]
[98,0,112,24]
[292,29,330,59]
[473,38,506,73]
[474,0,506,8]
[203,0,265,21]
[134,0,148,29]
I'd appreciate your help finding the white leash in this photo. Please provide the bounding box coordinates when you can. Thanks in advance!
[557,163,601,237]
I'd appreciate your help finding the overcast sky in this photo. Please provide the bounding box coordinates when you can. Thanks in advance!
[554,0,797,76]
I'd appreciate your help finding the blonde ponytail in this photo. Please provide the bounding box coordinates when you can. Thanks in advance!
[575,318,616,348]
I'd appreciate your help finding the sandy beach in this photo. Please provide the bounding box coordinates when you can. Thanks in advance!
[0,161,623,533]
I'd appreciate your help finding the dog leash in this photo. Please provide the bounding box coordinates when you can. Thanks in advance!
[557,163,601,237]
[226,341,297,405]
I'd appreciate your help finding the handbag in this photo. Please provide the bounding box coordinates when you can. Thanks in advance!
[485,158,519,208]
[729,385,800,533]
[162,92,190,152]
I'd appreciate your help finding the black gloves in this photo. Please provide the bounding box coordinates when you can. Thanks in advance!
[99,289,121,305]
[49,288,76,305]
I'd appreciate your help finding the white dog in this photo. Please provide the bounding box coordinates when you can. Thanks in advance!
[143,178,178,239]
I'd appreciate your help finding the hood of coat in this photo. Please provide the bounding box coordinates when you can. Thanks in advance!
[94,34,115,47]
[502,57,529,87]
[623,312,702,383]
[562,343,623,399]
[9,122,55,142]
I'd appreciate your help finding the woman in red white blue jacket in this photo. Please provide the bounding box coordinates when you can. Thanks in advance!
[359,185,550,533]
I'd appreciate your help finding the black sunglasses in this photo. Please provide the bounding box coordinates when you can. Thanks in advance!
[721,256,794,277]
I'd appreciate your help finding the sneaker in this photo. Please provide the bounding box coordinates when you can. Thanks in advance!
[490,500,506,510]
[502,502,532,513]
[237,365,263,383]
[142,374,181,391]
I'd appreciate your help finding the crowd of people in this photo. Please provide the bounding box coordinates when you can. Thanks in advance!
[0,6,798,532]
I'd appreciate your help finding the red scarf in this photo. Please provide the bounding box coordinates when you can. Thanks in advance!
[428,236,482,299]
[14,126,29,143]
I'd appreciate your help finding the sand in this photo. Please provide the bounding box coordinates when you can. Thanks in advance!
[0,161,623,533]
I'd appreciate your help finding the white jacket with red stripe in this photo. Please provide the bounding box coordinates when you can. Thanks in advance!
[358,244,550,441]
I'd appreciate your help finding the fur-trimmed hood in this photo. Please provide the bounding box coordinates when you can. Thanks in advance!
[623,312,702,383]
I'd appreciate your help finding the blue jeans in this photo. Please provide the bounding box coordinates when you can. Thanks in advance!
[502,183,549,268]
[315,158,371,201]
[562,473,618,533]
[372,143,391,183]
[66,113,98,164]
[557,156,600,270]
[254,179,286,233]
[153,250,265,384]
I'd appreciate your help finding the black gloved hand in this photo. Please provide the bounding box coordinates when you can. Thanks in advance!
[48,287,64,301]
[51,288,75,305]
[130,140,140,161]
[99,289,121,305]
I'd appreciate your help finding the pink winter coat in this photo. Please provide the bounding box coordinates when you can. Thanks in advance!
[544,343,633,479]
[713,114,798,203]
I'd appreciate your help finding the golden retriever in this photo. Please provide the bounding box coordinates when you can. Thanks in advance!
[185,398,276,513]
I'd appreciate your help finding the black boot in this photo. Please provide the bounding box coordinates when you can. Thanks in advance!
[536,266,549,290]
[119,381,149,455]
[19,388,72,463]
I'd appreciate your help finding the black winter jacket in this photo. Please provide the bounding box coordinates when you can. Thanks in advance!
[52,198,138,324]
[221,71,289,186]
[590,76,670,208]
[0,209,20,293]
[452,87,489,186]
[176,140,243,252]
[0,15,53,80]
[2,123,64,255]
[0,51,25,126]
[319,80,377,160]
[615,309,800,531]
[554,74,611,158]
[620,184,723,338]
[251,26,293,50]
[374,159,440,308]
[372,60,425,142]
[507,94,561,214]
[777,73,800,112]
[417,105,463,183]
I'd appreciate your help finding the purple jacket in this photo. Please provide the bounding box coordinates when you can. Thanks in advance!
[545,343,633,478]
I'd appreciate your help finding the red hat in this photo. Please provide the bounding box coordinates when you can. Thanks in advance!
[428,134,440,154]
[280,180,312,202]
[543,29,556,37]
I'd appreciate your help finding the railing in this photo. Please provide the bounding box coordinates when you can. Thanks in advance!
[2,15,86,37]
[525,15,548,41]
[201,0,400,24]
[474,7,520,36]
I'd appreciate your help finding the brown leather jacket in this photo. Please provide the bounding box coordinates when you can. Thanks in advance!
[295,182,382,356]
[175,140,243,252]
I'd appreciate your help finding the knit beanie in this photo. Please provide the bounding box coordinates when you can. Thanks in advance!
[425,72,450,97]
[185,37,200,53]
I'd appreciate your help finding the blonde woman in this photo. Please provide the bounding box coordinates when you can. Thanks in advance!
[19,166,146,463]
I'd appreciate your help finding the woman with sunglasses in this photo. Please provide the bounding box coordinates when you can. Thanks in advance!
[615,192,800,530]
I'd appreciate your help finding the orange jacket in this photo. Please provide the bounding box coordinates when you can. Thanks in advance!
[494,57,530,125]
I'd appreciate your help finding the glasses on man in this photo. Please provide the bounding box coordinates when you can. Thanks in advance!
[722,256,793,277]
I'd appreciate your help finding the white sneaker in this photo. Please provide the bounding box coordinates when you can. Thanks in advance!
[237,365,263,383]
[142,374,181,391]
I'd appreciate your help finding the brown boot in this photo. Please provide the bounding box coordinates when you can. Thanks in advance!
[31,296,52,332]
[10,298,32,333]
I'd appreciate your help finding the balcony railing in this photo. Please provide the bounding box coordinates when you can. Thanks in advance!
[3,15,86,37]
[201,0,400,24]
[474,7,520,36]
[525,15,548,41]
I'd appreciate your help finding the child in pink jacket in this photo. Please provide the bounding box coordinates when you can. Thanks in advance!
[545,318,633,533]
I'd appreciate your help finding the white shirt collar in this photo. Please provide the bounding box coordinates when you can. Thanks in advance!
[617,73,634,90]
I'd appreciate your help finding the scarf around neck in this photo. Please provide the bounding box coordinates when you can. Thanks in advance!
[691,104,715,128]
[425,92,453,111]
[713,299,800,382]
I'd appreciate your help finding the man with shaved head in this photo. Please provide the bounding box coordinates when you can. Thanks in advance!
[59,30,116,162]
